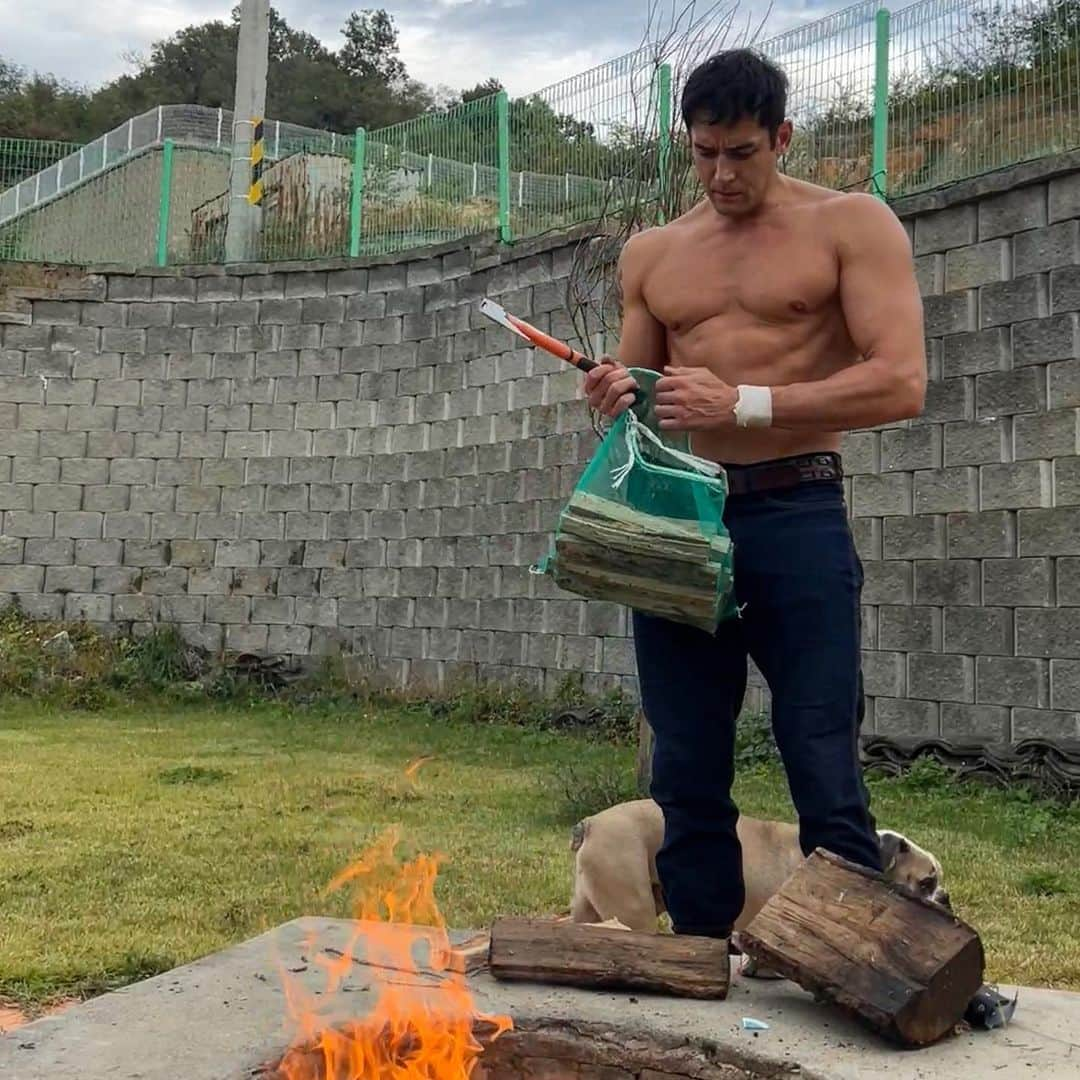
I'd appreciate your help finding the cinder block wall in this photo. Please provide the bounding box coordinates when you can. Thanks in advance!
[853,154,1080,743]
[2,152,1080,745]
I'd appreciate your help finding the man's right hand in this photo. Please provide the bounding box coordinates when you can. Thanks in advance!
[584,356,640,418]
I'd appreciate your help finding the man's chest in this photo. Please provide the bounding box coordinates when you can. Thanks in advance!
[641,236,840,334]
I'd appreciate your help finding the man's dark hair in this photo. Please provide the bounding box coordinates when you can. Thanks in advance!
[680,48,789,141]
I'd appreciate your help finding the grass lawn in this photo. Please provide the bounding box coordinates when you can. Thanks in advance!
[1,696,1079,1015]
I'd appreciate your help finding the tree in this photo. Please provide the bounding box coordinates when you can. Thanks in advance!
[0,6,439,145]
[339,10,406,84]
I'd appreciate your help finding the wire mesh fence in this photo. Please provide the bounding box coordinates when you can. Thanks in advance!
[0,144,168,265]
[2,0,1080,266]
[0,138,84,198]
[361,94,501,255]
[506,51,665,240]
[762,1,883,193]
[888,0,1080,196]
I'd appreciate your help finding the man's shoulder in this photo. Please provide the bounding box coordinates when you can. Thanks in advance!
[813,188,908,245]
[621,209,703,261]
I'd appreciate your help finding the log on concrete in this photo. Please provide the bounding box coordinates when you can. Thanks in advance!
[738,848,984,1047]
[487,916,730,999]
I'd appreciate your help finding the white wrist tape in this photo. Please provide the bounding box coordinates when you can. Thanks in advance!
[733,385,773,428]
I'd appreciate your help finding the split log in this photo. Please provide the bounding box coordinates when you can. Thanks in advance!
[549,490,734,632]
[738,848,984,1047]
[487,916,730,999]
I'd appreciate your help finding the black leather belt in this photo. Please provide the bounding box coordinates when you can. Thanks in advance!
[721,452,844,496]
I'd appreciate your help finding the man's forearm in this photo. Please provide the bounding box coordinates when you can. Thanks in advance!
[763,359,925,432]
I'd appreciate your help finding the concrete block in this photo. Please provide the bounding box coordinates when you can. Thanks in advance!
[945,239,1009,290]
[914,204,976,253]
[1019,506,1080,555]
[882,515,946,559]
[983,557,1052,607]
[1049,171,1080,222]
[979,461,1052,509]
[874,696,940,737]
[908,652,974,702]
[75,539,122,566]
[83,485,130,512]
[1012,708,1080,739]
[950,505,1015,557]
[941,703,1011,742]
[1015,220,1080,277]
[878,605,941,652]
[1017,608,1080,657]
[862,559,913,604]
[862,649,906,696]
[881,426,941,472]
[923,291,976,336]
[944,418,1007,466]
[1014,409,1077,460]
[916,377,972,424]
[54,511,103,539]
[1049,360,1080,409]
[979,184,1047,239]
[1050,659,1080,709]
[974,654,1048,707]
[976,367,1045,418]
[64,593,112,622]
[981,275,1048,329]
[851,473,912,516]
[914,559,979,604]
[914,467,977,514]
[1013,312,1079,366]
[944,605,1013,656]
[942,327,1009,377]
[0,564,44,591]
[851,516,881,561]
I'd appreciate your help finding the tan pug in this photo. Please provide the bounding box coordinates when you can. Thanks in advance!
[568,798,950,976]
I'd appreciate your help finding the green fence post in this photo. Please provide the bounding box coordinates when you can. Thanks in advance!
[350,127,366,258]
[657,64,673,224]
[156,138,174,268]
[497,90,512,244]
[871,7,890,200]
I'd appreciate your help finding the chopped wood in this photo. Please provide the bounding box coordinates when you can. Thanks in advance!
[550,490,733,632]
[487,916,730,999]
[448,932,491,975]
[738,848,985,1047]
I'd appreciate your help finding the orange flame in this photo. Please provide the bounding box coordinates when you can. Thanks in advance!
[275,824,512,1079]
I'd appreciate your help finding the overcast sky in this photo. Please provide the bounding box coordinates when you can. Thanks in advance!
[0,0,838,101]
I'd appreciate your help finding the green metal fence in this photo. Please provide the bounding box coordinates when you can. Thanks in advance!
[0,137,83,193]
[3,0,1080,268]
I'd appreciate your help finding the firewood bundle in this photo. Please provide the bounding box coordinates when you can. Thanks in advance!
[532,368,737,633]
[549,490,735,633]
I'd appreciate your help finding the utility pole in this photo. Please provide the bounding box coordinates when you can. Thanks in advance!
[225,0,270,263]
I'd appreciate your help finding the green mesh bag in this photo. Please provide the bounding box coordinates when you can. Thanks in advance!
[533,367,738,633]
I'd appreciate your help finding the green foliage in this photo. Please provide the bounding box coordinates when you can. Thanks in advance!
[543,758,641,826]
[0,603,639,744]
[0,6,448,145]
[734,710,780,769]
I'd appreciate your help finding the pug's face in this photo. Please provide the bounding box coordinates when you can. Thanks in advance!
[878,830,950,909]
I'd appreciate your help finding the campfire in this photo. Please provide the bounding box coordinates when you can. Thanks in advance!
[269,824,513,1079]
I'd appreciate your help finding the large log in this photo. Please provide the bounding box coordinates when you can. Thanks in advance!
[487,916,730,999]
[737,848,984,1047]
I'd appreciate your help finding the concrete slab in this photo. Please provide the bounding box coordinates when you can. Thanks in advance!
[1,918,1078,1080]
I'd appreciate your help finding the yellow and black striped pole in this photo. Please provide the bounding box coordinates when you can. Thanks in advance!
[248,117,265,205]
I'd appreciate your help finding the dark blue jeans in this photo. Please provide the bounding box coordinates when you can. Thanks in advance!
[633,476,880,938]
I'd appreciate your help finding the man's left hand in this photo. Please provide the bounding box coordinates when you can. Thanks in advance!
[654,366,738,430]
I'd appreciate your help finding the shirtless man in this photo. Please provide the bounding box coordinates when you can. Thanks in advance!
[583,48,927,942]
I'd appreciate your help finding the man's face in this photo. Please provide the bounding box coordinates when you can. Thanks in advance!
[688,114,793,217]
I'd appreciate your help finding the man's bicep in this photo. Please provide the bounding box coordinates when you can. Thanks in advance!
[614,239,668,372]
[838,198,926,372]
